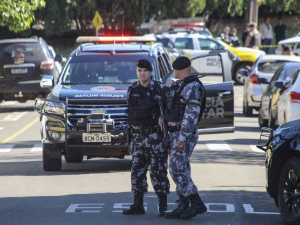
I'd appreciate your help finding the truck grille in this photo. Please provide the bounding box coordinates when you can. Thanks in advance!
[66,100,127,129]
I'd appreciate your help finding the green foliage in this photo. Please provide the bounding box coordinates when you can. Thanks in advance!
[0,0,45,33]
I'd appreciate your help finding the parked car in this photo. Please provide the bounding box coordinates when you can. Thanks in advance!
[257,120,300,225]
[277,69,300,125]
[34,36,234,171]
[154,32,264,85]
[258,62,300,128]
[243,55,300,117]
[275,36,300,56]
[0,37,64,103]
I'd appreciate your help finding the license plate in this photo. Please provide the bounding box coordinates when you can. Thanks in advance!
[11,68,28,74]
[82,133,111,142]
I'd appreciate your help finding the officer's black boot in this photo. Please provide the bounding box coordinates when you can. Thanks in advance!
[180,193,207,220]
[122,193,145,215]
[164,195,189,219]
[157,193,168,217]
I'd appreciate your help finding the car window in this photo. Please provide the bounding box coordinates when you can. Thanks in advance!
[290,70,300,85]
[191,55,223,83]
[257,61,287,73]
[198,38,223,50]
[61,54,155,84]
[283,64,300,80]
[270,67,283,83]
[0,42,48,61]
[174,38,194,50]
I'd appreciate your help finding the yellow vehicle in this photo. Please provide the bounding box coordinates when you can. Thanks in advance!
[223,42,265,85]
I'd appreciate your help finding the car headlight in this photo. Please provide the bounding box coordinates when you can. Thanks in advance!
[44,101,65,116]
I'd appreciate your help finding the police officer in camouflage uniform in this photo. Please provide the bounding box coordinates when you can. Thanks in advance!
[164,56,207,220]
[123,59,170,216]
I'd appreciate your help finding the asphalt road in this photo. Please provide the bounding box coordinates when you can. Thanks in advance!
[0,86,284,225]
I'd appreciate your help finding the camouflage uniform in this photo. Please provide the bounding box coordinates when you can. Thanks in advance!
[128,79,170,195]
[168,80,203,197]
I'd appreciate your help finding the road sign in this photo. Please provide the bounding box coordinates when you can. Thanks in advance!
[93,11,103,30]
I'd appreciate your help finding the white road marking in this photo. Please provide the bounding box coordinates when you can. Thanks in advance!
[1,112,28,121]
[0,127,4,130]
[206,143,232,151]
[30,144,42,152]
[250,145,265,153]
[243,204,279,215]
[66,204,105,213]
[0,144,14,152]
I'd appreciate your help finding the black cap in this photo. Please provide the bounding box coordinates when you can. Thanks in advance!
[172,56,191,70]
[137,59,152,71]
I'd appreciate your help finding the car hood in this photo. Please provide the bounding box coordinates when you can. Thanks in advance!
[235,47,265,55]
[48,84,129,102]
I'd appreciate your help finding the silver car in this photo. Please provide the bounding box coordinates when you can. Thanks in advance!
[243,55,300,117]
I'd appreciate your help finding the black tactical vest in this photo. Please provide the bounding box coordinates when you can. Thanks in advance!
[165,75,206,123]
[127,83,161,126]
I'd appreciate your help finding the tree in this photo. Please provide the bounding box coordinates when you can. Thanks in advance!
[0,0,45,33]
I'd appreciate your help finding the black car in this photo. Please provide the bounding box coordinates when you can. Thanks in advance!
[257,119,300,225]
[34,36,234,171]
[258,62,300,128]
[0,37,64,103]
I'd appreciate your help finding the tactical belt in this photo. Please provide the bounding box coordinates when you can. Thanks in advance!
[168,125,181,132]
[132,125,162,135]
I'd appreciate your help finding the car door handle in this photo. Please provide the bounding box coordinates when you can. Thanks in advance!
[218,91,231,97]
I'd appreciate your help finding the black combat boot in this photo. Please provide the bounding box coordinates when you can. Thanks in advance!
[164,195,189,219]
[180,193,207,220]
[122,193,145,215]
[157,193,168,216]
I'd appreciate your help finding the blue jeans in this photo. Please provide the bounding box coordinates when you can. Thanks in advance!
[262,38,272,54]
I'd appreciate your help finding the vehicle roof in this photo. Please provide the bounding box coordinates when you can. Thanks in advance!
[278,36,300,45]
[0,38,39,44]
[259,54,300,62]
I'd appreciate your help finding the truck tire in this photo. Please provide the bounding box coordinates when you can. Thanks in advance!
[43,145,62,171]
[64,154,83,163]
[233,64,251,85]
[278,157,300,225]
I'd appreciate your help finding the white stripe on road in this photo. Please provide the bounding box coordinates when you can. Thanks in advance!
[0,144,14,152]
[250,145,265,153]
[206,143,232,151]
[1,112,28,121]
[0,127,4,130]
[30,144,42,152]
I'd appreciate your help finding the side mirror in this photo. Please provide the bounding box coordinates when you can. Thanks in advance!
[274,81,286,90]
[40,75,54,88]
[54,54,65,63]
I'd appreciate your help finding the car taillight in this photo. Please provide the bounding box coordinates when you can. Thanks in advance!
[250,74,259,84]
[290,91,300,103]
[40,60,54,69]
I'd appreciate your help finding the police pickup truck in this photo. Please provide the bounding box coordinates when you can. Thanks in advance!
[35,36,234,171]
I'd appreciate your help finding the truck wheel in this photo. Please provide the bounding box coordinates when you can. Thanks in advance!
[64,154,83,163]
[234,64,251,85]
[278,157,300,225]
[43,145,62,171]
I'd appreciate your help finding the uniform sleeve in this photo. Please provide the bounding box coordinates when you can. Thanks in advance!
[178,83,201,142]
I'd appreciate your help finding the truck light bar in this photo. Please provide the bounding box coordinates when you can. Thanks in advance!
[76,36,156,43]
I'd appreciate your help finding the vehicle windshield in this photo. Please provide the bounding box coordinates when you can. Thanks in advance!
[61,54,156,85]
[257,61,288,73]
